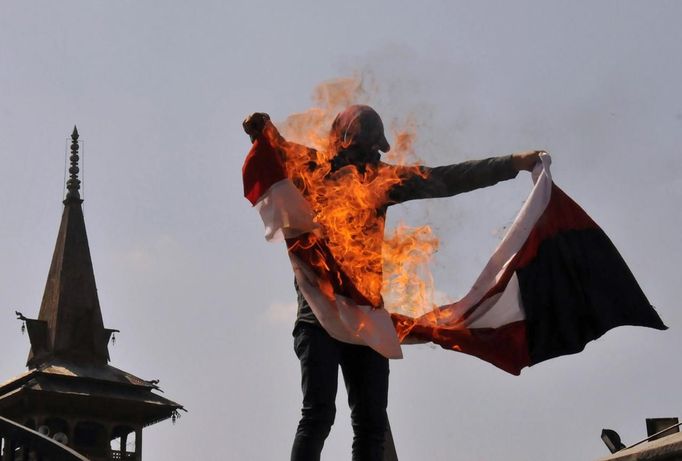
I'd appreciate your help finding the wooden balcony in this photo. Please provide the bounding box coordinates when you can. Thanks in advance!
[0,416,88,461]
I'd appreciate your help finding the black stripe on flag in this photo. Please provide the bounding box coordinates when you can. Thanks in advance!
[516,228,667,366]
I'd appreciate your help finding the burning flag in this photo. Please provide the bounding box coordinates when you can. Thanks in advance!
[243,121,405,359]
[243,113,666,375]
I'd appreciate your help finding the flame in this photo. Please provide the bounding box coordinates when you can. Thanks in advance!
[276,77,440,316]
[382,224,439,317]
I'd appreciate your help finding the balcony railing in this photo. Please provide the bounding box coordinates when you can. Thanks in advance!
[0,416,89,461]
[111,450,138,460]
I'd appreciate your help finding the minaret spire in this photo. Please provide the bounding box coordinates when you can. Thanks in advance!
[24,127,111,367]
[65,125,81,203]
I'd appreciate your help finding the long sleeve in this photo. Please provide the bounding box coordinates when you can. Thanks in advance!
[387,155,519,205]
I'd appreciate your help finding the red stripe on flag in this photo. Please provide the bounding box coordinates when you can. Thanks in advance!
[394,316,530,375]
[514,184,598,269]
[242,136,288,206]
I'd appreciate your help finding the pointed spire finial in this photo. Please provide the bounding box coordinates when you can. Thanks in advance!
[65,125,82,203]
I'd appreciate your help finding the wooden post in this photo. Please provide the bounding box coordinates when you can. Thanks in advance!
[135,428,142,460]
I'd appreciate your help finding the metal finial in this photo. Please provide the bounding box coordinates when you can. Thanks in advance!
[65,125,81,202]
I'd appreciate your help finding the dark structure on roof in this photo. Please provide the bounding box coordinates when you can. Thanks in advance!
[0,128,184,460]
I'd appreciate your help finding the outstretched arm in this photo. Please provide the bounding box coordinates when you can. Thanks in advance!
[387,150,544,205]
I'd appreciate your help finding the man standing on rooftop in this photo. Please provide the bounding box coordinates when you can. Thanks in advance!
[243,106,542,461]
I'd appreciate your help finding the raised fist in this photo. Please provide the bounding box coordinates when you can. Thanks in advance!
[243,112,271,142]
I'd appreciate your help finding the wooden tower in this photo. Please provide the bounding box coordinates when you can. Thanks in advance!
[0,128,184,460]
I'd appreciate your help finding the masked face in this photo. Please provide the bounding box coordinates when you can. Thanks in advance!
[330,105,391,154]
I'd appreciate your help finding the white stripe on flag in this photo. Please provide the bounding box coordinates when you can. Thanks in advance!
[432,154,553,325]
[466,272,525,329]
[255,179,318,241]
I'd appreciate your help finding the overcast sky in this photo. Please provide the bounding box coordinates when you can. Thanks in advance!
[1,1,681,460]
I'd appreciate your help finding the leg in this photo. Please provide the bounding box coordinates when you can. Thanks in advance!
[341,343,389,461]
[291,323,341,461]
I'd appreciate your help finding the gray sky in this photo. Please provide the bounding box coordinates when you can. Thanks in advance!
[1,1,681,460]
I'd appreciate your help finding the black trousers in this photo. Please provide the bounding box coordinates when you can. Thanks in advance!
[290,323,389,461]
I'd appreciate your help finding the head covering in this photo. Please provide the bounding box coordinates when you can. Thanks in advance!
[330,105,391,153]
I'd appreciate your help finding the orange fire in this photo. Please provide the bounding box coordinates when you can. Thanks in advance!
[275,77,441,317]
